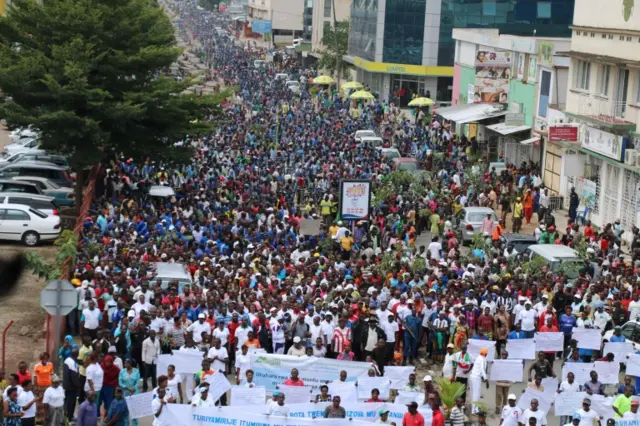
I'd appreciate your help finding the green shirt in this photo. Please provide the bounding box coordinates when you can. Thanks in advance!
[614,394,632,418]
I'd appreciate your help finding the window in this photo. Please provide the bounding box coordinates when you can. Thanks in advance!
[482,0,496,15]
[537,2,551,18]
[576,31,581,36]
[3,209,29,221]
[323,0,331,18]
[602,34,606,39]
[609,34,614,39]
[598,65,610,97]
[575,60,591,90]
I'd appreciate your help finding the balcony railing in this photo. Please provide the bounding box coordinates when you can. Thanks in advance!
[574,93,634,126]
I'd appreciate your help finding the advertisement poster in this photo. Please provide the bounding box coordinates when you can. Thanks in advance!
[582,126,624,161]
[583,179,597,207]
[528,56,538,82]
[474,49,511,104]
[517,53,525,80]
[340,180,371,220]
[548,126,579,143]
[538,41,554,68]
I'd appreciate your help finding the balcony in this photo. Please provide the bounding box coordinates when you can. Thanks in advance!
[567,92,636,130]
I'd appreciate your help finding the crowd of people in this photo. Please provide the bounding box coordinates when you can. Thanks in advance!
[6,0,640,426]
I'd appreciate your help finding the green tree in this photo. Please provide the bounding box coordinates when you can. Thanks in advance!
[318,20,349,82]
[0,0,227,209]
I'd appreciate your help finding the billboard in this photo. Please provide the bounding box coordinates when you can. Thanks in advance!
[549,126,579,143]
[340,180,371,220]
[474,49,511,104]
[251,19,272,34]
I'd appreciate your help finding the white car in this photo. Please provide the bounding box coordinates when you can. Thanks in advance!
[274,73,289,82]
[0,203,60,246]
[603,321,640,347]
[286,80,301,93]
[10,127,38,143]
[379,148,401,159]
[4,138,40,155]
[354,130,376,142]
[0,193,60,217]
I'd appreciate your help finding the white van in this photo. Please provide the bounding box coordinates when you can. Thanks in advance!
[524,244,586,281]
[153,262,194,292]
[253,59,266,69]
[360,136,384,149]
[354,130,376,142]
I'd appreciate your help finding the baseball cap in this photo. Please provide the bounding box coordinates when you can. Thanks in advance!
[378,409,390,416]
[572,413,582,421]
[423,375,432,382]
[293,336,301,343]
[406,402,418,408]
[127,310,135,317]
[508,394,517,400]
[198,313,206,319]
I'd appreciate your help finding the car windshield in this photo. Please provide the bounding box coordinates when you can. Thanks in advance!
[467,212,497,222]
[397,162,417,171]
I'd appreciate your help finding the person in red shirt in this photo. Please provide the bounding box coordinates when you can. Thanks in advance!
[429,395,444,426]
[402,402,425,426]
[16,361,31,386]
[539,317,559,364]
[366,388,385,403]
[283,368,304,386]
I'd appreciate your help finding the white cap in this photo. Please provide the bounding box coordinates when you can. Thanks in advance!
[336,286,343,291]
[127,310,135,317]
[508,394,517,400]
[423,375,432,382]
[198,313,206,319]
[293,336,301,343]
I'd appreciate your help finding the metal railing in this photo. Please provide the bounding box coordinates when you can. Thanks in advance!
[575,93,628,123]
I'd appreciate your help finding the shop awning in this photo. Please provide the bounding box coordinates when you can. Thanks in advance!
[486,122,532,135]
[436,103,507,124]
[520,136,540,145]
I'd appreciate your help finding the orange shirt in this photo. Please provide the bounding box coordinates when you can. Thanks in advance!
[34,362,53,387]
[245,339,261,349]
[403,412,425,426]
[523,194,534,208]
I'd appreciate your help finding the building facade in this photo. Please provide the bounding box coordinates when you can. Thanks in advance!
[248,0,303,43]
[310,0,351,52]
[346,0,575,104]
[542,0,640,240]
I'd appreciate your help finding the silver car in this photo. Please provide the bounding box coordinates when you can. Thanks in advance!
[456,207,498,244]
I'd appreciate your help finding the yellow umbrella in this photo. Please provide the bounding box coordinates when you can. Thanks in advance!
[312,75,335,85]
[408,97,435,107]
[341,81,363,90]
[350,90,374,100]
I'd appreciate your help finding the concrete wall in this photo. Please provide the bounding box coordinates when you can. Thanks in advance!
[271,0,303,31]
[573,0,640,34]
[311,0,351,53]
[509,80,537,127]
[455,64,475,105]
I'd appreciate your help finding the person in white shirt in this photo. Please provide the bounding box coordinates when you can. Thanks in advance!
[575,398,600,426]
[501,394,522,426]
[18,380,38,426]
[623,400,640,418]
[191,385,216,407]
[469,348,489,414]
[187,314,212,343]
[81,300,102,339]
[165,365,183,404]
[309,316,324,343]
[376,302,392,324]
[43,375,66,425]
[84,353,104,394]
[381,314,398,362]
[629,295,640,322]
[522,399,547,426]
[131,295,153,318]
[213,321,230,346]
[142,330,162,392]
[235,345,252,385]
[234,318,252,349]
[271,316,286,354]
[207,338,229,374]
[266,393,289,417]
[516,301,537,338]
[2,374,23,402]
[152,387,171,426]
[428,236,442,260]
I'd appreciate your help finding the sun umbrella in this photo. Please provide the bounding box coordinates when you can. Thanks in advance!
[408,97,435,107]
[312,75,335,85]
[350,90,374,100]
[341,81,363,90]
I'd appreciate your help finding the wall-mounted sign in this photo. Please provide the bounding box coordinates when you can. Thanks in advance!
[582,126,625,161]
[549,126,579,143]
[340,180,371,220]
[474,49,511,104]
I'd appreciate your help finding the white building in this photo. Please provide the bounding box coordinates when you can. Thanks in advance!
[310,0,351,53]
[248,0,303,44]
[544,0,640,239]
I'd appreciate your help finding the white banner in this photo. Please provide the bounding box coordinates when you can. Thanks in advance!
[279,385,313,404]
[394,391,424,405]
[157,351,204,376]
[489,360,523,382]
[250,354,371,391]
[230,386,266,406]
[356,377,391,400]
[627,354,640,377]
[594,361,620,384]
[591,394,616,421]
[534,332,564,352]
[554,391,587,416]
[328,382,358,402]
[506,338,536,360]
[125,392,154,420]
[572,328,602,350]
[562,363,595,385]
[603,342,634,362]
[383,366,415,390]
[468,339,496,361]
[205,373,232,403]
[518,388,554,413]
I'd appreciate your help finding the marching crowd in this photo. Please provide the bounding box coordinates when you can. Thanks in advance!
[5,0,640,426]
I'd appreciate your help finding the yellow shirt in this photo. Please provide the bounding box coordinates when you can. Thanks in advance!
[320,200,332,215]
[341,236,354,251]
[329,225,339,237]
[78,345,92,376]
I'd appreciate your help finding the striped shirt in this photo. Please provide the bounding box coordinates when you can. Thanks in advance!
[450,406,465,426]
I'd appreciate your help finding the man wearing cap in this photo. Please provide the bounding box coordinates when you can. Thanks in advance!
[575,397,600,426]
[186,313,211,344]
[624,400,640,419]
[516,300,537,338]
[287,337,306,356]
[376,409,393,424]
[563,413,581,426]
[403,401,425,426]
[500,393,520,426]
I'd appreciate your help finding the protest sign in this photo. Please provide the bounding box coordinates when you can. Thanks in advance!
[383,366,415,389]
[572,328,602,350]
[562,363,594,385]
[468,339,496,361]
[489,360,523,382]
[157,351,203,376]
[518,388,553,413]
[617,421,640,426]
[279,385,313,404]
[125,392,154,420]
[555,392,587,416]
[603,342,634,362]
[204,373,232,403]
[356,377,391,400]
[328,382,358,402]
[506,338,536,360]
[627,354,640,376]
[594,361,620,384]
[540,377,559,402]
[250,353,371,391]
[299,219,321,236]
[394,391,424,405]
[230,386,266,406]
[591,394,616,421]
[534,332,564,352]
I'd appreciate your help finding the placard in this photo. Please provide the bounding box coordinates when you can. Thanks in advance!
[594,361,620,384]
[555,391,587,416]
[340,180,371,220]
[468,339,496,361]
[383,366,415,390]
[279,385,313,403]
[591,394,616,421]
[157,351,204,376]
[125,392,154,420]
[489,360,523,382]
[356,377,391,400]
[205,373,232,404]
[394,391,424,405]
[518,388,553,413]
[562,363,595,385]
[299,219,321,236]
[506,338,536,360]
[603,341,634,362]
[627,354,640,377]
[534,332,564,352]
[230,386,266,406]
[328,382,358,402]
[572,328,602,350]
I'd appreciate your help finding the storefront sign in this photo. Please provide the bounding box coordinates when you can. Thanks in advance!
[549,126,579,143]
[474,49,511,104]
[582,126,625,161]
[251,20,272,34]
[340,180,371,220]
[352,56,454,77]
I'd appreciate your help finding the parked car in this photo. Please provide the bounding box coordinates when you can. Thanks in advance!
[455,207,498,244]
[499,233,538,253]
[379,148,401,160]
[603,321,640,348]
[523,244,586,281]
[393,157,419,172]
[10,127,38,143]
[0,162,73,187]
[0,193,59,216]
[0,150,46,164]
[12,177,74,206]
[3,138,40,155]
[274,73,289,81]
[0,203,61,246]
[0,179,43,195]
[353,130,376,143]
[11,153,69,168]
[285,81,300,94]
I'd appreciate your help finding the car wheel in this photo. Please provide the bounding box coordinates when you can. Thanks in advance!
[22,231,40,247]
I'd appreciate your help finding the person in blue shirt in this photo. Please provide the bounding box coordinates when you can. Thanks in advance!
[559,306,577,350]
[403,306,421,365]
[609,326,626,342]
[507,323,526,339]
